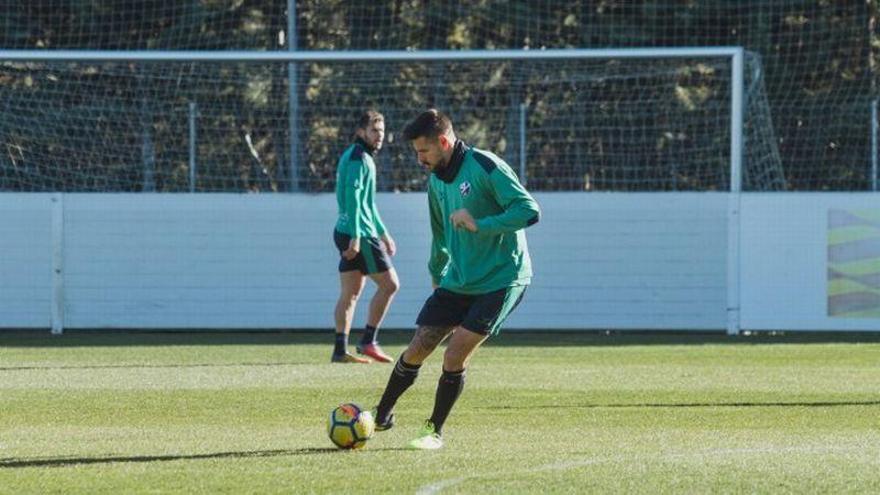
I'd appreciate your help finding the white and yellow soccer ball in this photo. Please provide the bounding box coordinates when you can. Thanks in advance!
[327,403,375,449]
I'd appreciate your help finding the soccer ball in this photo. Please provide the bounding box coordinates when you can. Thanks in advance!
[327,403,375,449]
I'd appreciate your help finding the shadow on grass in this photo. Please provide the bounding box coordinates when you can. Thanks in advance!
[0,446,410,469]
[475,400,880,410]
[1,329,880,348]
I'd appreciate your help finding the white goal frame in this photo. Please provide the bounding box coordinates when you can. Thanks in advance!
[1,46,746,191]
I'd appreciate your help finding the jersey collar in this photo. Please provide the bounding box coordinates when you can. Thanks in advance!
[433,140,469,183]
[354,137,375,156]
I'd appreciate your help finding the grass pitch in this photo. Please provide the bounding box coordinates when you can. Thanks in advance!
[1,330,879,494]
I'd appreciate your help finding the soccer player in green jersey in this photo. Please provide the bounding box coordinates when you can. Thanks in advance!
[332,110,399,364]
[373,109,540,449]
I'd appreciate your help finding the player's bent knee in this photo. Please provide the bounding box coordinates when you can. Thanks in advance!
[343,291,362,303]
[370,271,400,295]
[381,274,400,294]
[384,279,400,294]
[442,348,468,370]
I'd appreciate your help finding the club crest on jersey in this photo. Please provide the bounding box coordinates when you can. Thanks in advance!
[459,181,472,197]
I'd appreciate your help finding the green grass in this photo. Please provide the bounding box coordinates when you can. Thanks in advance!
[1,331,879,494]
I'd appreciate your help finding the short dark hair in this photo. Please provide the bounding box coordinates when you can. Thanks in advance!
[356,109,384,130]
[402,109,453,140]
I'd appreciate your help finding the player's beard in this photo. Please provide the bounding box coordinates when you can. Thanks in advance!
[364,140,381,154]
[426,156,447,172]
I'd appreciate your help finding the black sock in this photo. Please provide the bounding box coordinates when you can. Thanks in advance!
[360,325,378,346]
[333,333,347,355]
[429,368,466,435]
[375,356,421,422]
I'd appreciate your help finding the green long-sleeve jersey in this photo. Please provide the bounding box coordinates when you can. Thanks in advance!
[428,141,540,294]
[334,138,387,239]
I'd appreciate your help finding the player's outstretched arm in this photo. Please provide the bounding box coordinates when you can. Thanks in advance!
[475,164,540,235]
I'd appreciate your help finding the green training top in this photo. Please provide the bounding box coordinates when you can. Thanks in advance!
[334,138,387,239]
[428,141,540,294]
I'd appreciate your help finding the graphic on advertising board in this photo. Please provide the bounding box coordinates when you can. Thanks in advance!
[828,209,880,317]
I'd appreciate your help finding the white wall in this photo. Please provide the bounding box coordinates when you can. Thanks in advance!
[0,194,52,328]
[522,193,728,329]
[0,192,729,331]
[63,194,339,329]
[5,191,879,332]
[740,193,880,331]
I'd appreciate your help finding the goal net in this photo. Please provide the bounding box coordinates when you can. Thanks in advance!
[0,1,873,191]
[0,49,782,193]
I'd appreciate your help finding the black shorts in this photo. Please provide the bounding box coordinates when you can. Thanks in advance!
[333,229,393,275]
[416,286,527,336]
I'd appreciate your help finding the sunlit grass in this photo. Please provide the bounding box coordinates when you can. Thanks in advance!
[1,331,879,494]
